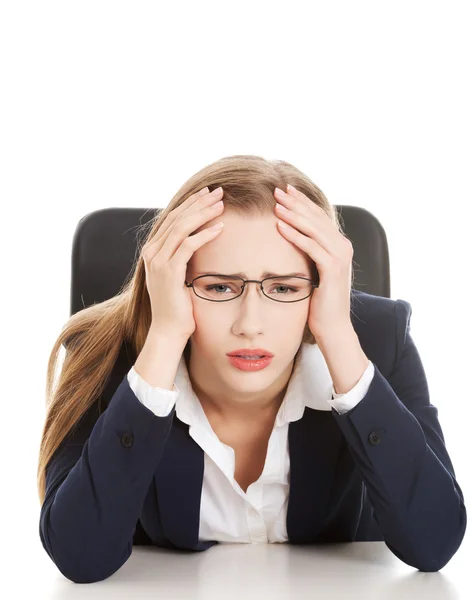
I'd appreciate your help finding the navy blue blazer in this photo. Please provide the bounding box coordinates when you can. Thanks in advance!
[39,289,467,582]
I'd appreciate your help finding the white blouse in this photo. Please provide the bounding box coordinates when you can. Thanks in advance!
[127,342,374,544]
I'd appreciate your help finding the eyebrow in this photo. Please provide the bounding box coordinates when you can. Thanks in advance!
[194,271,310,278]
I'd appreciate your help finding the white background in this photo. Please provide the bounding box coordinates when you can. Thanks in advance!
[1,0,470,594]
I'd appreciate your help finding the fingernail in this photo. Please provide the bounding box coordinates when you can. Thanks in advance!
[211,186,223,196]
[210,222,224,230]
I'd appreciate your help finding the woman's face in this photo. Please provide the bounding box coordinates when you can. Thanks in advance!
[185,209,314,419]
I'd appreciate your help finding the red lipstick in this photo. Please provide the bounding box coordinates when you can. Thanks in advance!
[226,348,274,372]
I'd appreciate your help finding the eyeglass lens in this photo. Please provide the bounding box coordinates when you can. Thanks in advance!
[192,275,314,302]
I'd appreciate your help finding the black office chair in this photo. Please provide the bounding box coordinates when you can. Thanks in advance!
[70,206,391,317]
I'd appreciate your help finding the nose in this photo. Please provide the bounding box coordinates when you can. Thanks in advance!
[231,283,268,337]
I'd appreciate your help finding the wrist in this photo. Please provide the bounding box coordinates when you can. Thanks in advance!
[314,322,355,346]
[147,326,190,348]
[134,330,187,390]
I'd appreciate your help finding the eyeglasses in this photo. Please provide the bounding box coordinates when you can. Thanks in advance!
[185,274,320,303]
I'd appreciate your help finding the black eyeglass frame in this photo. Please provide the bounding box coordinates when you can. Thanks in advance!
[184,274,320,304]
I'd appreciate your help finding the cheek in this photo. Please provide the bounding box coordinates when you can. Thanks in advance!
[296,304,310,324]
[191,300,223,330]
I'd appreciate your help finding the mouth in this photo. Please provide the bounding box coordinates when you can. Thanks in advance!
[226,348,274,358]
[226,354,274,371]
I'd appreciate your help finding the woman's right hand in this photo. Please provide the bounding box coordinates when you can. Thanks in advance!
[141,186,225,341]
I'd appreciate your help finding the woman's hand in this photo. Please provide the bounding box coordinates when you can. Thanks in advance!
[141,186,225,340]
[273,184,354,341]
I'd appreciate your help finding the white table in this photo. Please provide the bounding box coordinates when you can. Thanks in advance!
[33,537,470,599]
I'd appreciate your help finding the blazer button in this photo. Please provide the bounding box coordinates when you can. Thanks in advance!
[121,432,134,448]
[368,431,381,445]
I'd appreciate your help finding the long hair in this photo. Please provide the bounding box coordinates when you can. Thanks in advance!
[36,154,353,505]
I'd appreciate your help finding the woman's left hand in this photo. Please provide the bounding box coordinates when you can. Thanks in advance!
[273,184,354,341]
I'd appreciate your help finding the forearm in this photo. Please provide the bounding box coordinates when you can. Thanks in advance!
[316,325,370,395]
[331,366,467,571]
[134,329,188,390]
[40,374,178,583]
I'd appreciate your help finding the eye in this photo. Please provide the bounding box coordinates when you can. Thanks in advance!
[205,284,234,294]
[269,285,298,294]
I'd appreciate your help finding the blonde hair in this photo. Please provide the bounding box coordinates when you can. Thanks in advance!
[36,154,353,505]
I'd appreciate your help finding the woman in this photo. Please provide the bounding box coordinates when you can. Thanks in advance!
[37,155,466,583]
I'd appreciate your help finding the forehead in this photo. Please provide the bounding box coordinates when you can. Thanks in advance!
[193,270,310,278]
[188,212,312,275]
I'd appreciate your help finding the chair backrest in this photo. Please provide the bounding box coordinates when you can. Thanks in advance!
[70,205,390,316]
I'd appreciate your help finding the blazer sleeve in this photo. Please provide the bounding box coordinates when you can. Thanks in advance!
[39,370,176,584]
[330,298,467,572]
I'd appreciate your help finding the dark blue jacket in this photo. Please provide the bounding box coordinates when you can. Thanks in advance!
[39,289,467,582]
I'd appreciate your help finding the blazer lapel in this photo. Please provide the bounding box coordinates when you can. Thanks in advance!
[286,407,346,542]
[151,406,346,549]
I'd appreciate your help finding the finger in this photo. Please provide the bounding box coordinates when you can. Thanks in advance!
[277,220,331,269]
[173,222,224,267]
[275,205,332,252]
[275,186,328,222]
[163,187,221,233]
[143,187,218,255]
[152,187,222,251]
[149,199,224,264]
